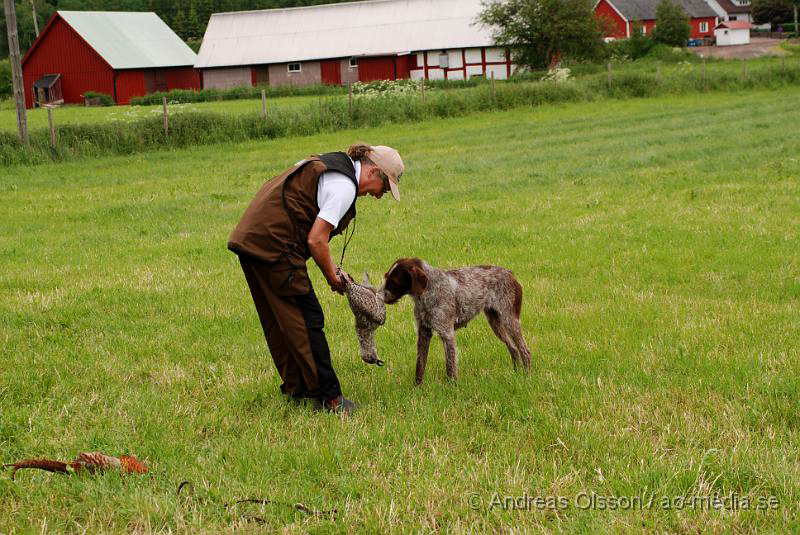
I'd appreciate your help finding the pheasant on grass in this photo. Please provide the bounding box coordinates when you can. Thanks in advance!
[4,452,148,480]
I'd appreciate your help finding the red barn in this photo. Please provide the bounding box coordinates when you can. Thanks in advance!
[595,0,718,40]
[22,11,200,107]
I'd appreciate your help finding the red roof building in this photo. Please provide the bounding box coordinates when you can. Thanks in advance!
[22,11,200,108]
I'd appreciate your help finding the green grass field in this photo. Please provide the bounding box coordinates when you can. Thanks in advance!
[1,88,799,533]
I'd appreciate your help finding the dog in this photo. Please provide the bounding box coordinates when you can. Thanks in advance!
[381,258,531,384]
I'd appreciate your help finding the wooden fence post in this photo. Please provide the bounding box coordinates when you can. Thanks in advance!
[742,58,747,80]
[162,96,168,135]
[261,89,266,118]
[491,71,496,101]
[47,106,55,147]
[4,0,28,144]
[421,78,425,102]
[348,82,352,119]
[607,62,612,90]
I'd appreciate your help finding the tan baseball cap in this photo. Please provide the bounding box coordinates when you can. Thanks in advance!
[369,145,404,201]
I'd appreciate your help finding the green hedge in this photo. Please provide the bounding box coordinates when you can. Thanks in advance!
[3,63,800,166]
[84,91,114,106]
[129,84,348,105]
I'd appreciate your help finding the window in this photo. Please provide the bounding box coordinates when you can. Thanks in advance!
[288,63,301,73]
[349,57,358,68]
[641,25,647,35]
[699,21,708,32]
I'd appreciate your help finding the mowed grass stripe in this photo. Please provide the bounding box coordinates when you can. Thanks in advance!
[1,88,799,533]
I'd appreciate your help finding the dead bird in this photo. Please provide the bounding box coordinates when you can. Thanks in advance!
[4,452,148,480]
[339,269,386,365]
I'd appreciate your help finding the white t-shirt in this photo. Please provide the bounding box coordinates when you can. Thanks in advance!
[316,159,360,227]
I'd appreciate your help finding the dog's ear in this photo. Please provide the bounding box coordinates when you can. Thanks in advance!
[409,266,428,297]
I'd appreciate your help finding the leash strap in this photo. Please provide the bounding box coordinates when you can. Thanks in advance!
[339,217,356,267]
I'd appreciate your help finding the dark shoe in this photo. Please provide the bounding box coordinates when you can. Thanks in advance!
[323,395,358,415]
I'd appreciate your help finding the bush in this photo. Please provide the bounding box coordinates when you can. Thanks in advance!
[628,24,657,59]
[352,79,423,99]
[0,60,12,99]
[83,91,114,106]
[605,39,633,61]
[780,40,800,55]
[645,43,698,62]
[603,26,657,61]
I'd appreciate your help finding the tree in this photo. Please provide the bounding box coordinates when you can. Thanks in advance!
[753,0,792,27]
[172,7,187,38]
[478,0,605,71]
[0,57,11,98]
[186,3,200,39]
[15,0,55,50]
[652,0,690,47]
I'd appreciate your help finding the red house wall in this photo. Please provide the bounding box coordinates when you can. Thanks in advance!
[21,15,113,108]
[115,67,200,104]
[163,67,201,92]
[394,56,411,80]
[640,16,716,38]
[358,57,398,82]
[595,0,628,38]
[690,16,717,38]
[115,70,146,105]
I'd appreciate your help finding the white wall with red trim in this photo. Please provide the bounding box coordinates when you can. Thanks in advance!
[409,47,517,81]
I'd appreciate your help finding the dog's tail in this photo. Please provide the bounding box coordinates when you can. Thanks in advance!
[512,276,523,318]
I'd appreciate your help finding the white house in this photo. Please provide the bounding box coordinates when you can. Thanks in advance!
[704,0,753,23]
[714,20,751,45]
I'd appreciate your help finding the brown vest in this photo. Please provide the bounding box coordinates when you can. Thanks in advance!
[228,153,358,266]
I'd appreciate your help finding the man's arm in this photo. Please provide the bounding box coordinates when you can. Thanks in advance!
[308,217,344,294]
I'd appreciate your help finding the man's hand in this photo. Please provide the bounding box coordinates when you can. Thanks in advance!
[328,270,345,295]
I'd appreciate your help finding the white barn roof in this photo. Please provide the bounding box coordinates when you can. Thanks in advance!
[196,0,493,69]
[58,11,198,69]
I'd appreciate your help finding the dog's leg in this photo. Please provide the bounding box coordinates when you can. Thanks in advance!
[486,310,522,369]
[508,317,531,371]
[440,328,458,381]
[415,325,433,386]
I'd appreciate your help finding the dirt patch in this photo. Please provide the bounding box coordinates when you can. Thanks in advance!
[688,38,791,59]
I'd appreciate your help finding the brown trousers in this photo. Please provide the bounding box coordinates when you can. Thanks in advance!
[238,256,342,402]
